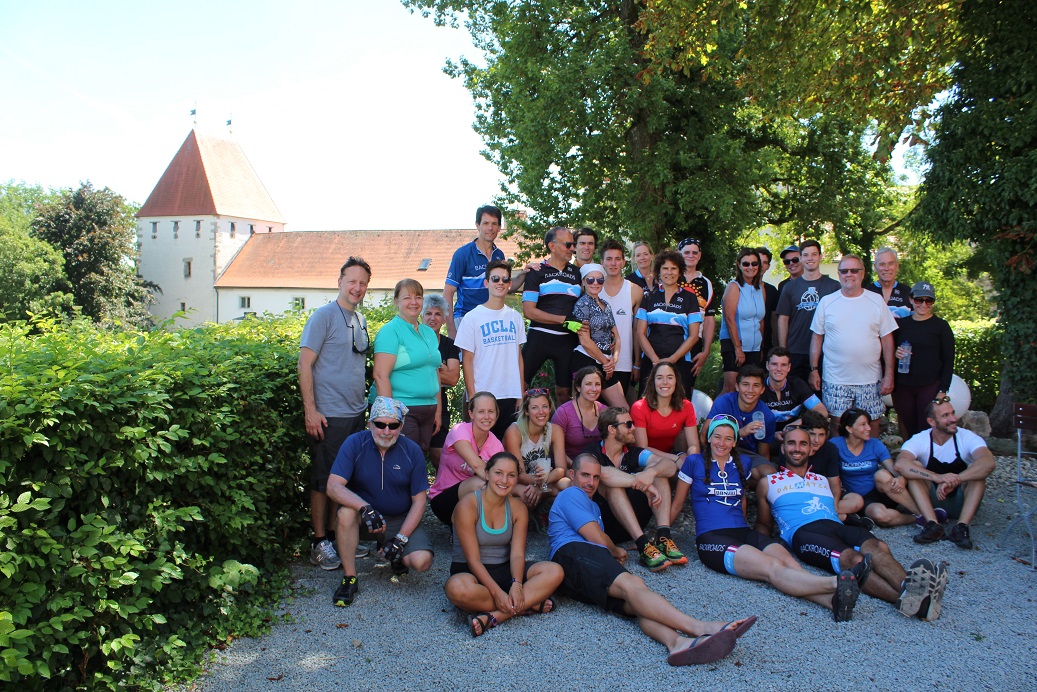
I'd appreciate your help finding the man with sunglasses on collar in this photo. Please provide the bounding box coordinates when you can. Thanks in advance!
[522,226,582,402]
[299,257,372,572]
[895,397,996,550]
[326,397,434,607]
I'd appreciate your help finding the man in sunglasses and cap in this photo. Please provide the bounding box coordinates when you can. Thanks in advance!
[326,396,434,607]
[299,256,373,571]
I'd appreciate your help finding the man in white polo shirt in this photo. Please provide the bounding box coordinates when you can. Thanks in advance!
[808,254,896,438]
[894,397,996,550]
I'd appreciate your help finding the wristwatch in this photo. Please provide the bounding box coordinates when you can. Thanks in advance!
[395,533,409,546]
[810,366,819,371]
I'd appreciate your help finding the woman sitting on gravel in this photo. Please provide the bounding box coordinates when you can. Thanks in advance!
[445,452,565,637]
[551,366,608,465]
[428,392,504,526]
[669,418,868,621]
[502,388,570,514]
[834,407,920,528]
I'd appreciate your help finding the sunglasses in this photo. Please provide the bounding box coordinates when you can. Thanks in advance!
[912,297,935,305]
[613,420,635,429]
[488,275,512,284]
[838,267,863,275]
[713,414,739,424]
[741,261,759,268]
[782,257,800,265]
[525,388,550,398]
[558,241,575,249]
[372,420,402,430]
[932,395,952,405]
[584,276,605,285]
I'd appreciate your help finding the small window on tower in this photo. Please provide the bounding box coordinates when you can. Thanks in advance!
[229,222,236,238]
[418,258,432,271]
[183,259,192,278]
[194,220,202,237]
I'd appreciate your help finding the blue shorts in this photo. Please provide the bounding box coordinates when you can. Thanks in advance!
[821,381,885,419]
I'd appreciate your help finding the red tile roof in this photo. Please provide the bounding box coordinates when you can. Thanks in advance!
[136,130,285,222]
[213,230,521,291]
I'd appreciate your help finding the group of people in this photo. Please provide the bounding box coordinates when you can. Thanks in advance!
[296,205,997,664]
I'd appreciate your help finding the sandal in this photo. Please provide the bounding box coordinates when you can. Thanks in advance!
[667,629,736,666]
[723,615,758,639]
[470,612,497,638]
[522,598,557,616]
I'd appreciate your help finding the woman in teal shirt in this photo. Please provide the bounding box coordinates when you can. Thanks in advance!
[373,279,443,452]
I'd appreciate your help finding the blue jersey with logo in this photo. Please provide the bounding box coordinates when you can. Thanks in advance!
[330,431,430,516]
[636,287,703,361]
[706,392,776,454]
[866,281,912,319]
[445,239,506,320]
[522,262,581,334]
[678,454,752,536]
[832,437,891,496]
[764,468,841,544]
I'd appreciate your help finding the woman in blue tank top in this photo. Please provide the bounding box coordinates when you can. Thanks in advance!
[669,418,865,621]
[719,248,766,394]
[444,452,565,637]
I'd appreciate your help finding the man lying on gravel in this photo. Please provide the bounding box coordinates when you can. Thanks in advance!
[548,453,758,666]
[757,428,948,621]
[326,397,434,607]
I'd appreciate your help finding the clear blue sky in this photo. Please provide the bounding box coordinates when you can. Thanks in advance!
[0,1,501,230]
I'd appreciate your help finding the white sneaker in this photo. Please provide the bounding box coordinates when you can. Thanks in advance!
[310,539,341,570]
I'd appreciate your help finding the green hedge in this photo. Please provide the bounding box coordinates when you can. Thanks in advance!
[950,318,1002,412]
[0,314,310,689]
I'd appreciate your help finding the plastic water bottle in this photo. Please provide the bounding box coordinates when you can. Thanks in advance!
[752,411,766,440]
[898,341,912,374]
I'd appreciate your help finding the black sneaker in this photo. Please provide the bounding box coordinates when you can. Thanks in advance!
[897,558,937,618]
[333,575,359,607]
[391,557,409,576]
[947,522,973,550]
[849,553,873,589]
[913,520,945,545]
[845,513,877,531]
[918,562,949,621]
[832,571,861,622]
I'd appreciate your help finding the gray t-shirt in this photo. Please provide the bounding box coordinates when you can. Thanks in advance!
[776,276,841,355]
[299,301,368,418]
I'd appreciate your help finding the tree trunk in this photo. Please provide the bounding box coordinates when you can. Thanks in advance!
[988,367,1015,437]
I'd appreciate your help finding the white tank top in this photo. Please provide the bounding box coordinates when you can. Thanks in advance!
[603,279,635,372]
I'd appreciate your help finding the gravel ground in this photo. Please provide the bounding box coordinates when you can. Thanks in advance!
[179,454,1037,691]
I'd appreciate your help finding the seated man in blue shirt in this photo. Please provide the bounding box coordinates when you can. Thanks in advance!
[700,365,776,488]
[549,453,756,666]
[326,397,434,607]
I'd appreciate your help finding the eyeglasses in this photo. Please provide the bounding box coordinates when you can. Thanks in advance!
[525,388,550,398]
[912,297,935,305]
[584,276,605,285]
[341,309,370,354]
[741,261,759,268]
[782,257,800,265]
[838,267,863,275]
[932,395,952,405]
[488,275,512,284]
[372,420,402,430]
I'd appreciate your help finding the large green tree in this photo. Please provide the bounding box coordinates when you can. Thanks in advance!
[31,183,156,328]
[0,182,72,320]
[406,0,904,276]
[915,0,1036,428]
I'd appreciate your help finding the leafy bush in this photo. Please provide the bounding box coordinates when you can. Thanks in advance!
[0,313,310,689]
[950,319,1002,412]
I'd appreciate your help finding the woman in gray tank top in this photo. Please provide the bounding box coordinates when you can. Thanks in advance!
[444,452,565,637]
[503,390,571,517]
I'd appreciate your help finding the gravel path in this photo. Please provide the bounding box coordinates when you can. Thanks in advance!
[180,456,1037,691]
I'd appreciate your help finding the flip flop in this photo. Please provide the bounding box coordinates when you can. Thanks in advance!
[470,612,497,638]
[667,628,736,666]
[723,615,758,639]
[522,598,557,616]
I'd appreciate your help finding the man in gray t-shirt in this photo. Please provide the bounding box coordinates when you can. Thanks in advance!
[776,239,840,383]
[298,257,372,571]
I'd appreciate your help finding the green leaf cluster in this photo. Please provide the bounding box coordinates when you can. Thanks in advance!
[949,319,1002,412]
[0,313,309,689]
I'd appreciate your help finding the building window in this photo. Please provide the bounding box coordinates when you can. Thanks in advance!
[151,221,158,239]
[194,220,202,238]
[172,220,180,238]
[180,302,186,312]
[239,296,251,309]
[183,259,192,278]
[267,226,273,233]
[418,258,432,271]
[249,224,255,235]
[229,222,236,238]
[291,297,306,310]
